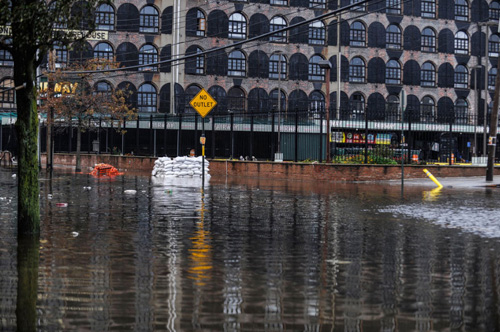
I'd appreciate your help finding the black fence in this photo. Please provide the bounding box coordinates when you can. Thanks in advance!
[1,109,499,165]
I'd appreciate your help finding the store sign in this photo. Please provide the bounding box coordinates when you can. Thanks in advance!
[0,25,108,41]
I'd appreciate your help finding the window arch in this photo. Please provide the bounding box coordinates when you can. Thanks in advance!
[490,1,500,20]
[489,34,500,57]
[310,0,326,9]
[228,50,246,77]
[229,13,247,39]
[270,89,286,113]
[422,27,436,52]
[185,45,205,75]
[350,21,366,47]
[270,16,287,42]
[386,24,401,49]
[454,64,468,88]
[308,55,325,81]
[309,90,325,117]
[0,78,15,107]
[489,67,497,90]
[186,8,206,37]
[455,0,469,21]
[455,98,468,124]
[309,21,325,45]
[269,53,287,79]
[387,0,401,14]
[139,44,158,71]
[386,59,401,84]
[138,83,157,112]
[454,31,469,55]
[349,57,365,83]
[94,42,113,61]
[421,62,436,87]
[421,96,435,122]
[227,87,246,113]
[95,3,115,30]
[94,81,113,97]
[386,95,400,121]
[421,0,436,18]
[140,5,159,33]
[350,93,365,120]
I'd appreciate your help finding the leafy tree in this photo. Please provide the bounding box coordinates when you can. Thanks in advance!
[0,0,110,234]
[40,58,136,172]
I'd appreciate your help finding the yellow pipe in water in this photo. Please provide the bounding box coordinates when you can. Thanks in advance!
[423,169,443,188]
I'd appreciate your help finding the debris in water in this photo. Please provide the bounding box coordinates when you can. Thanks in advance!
[124,190,137,195]
[71,232,79,237]
[56,203,68,207]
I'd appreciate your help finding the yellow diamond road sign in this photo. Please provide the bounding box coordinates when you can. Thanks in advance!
[190,89,217,118]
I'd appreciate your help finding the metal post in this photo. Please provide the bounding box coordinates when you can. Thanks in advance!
[484,24,490,156]
[211,114,216,158]
[122,117,126,155]
[277,53,282,158]
[177,114,182,156]
[136,116,140,155]
[202,119,205,189]
[295,111,299,162]
[364,109,368,164]
[230,112,234,159]
[68,123,72,153]
[271,110,275,160]
[150,114,153,156]
[449,121,453,166]
[319,60,332,163]
[194,114,198,155]
[474,67,478,156]
[319,111,323,163]
[250,114,254,159]
[98,118,101,155]
[163,114,167,156]
[0,122,2,151]
[486,37,500,180]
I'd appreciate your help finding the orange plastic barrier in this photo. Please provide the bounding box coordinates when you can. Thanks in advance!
[89,163,123,177]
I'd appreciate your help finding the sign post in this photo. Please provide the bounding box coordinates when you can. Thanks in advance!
[190,89,217,189]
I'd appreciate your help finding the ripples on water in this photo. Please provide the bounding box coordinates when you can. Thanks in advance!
[1,168,500,331]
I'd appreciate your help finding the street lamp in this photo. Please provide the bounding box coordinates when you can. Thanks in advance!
[318,59,332,163]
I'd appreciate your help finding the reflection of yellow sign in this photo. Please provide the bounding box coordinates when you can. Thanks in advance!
[190,89,217,118]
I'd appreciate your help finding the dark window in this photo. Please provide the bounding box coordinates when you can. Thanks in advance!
[421,96,435,122]
[54,43,68,68]
[185,46,204,75]
[455,0,469,21]
[455,98,468,124]
[454,64,468,88]
[94,42,113,61]
[227,87,246,113]
[195,48,205,74]
[95,4,115,30]
[350,21,365,47]
[308,55,325,81]
[229,13,247,39]
[350,93,365,120]
[386,95,400,121]
[351,0,366,11]
[309,21,325,45]
[269,53,287,79]
[139,44,158,71]
[184,85,201,113]
[140,6,159,33]
[0,48,13,67]
[421,62,436,87]
[270,89,286,112]
[271,0,288,4]
[454,31,468,54]
[386,0,401,14]
[228,50,246,77]
[49,2,67,29]
[490,1,500,20]
[422,27,436,52]
[310,0,326,9]
[386,60,401,84]
[489,34,500,57]
[138,83,157,112]
[94,81,112,97]
[270,16,287,42]
[0,78,15,106]
[421,0,436,18]
[349,57,365,83]
[489,67,497,90]
[195,9,206,36]
[386,24,401,49]
[187,8,206,37]
[309,91,325,117]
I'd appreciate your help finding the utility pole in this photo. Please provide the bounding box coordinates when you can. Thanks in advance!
[319,60,332,163]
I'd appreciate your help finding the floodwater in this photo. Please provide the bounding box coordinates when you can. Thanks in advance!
[1,168,500,331]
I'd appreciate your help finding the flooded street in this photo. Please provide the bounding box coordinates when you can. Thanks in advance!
[2,168,500,331]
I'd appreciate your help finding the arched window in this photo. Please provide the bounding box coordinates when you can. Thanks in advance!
[386,24,401,49]
[269,53,287,79]
[94,42,113,61]
[350,21,366,47]
[489,34,500,57]
[455,98,468,124]
[350,93,365,120]
[54,43,68,68]
[49,2,67,29]
[422,27,436,52]
[94,81,112,97]
[195,9,206,36]
[186,8,206,37]
[140,5,159,33]
[228,50,246,77]
[455,0,469,21]
[227,87,246,113]
[138,83,157,112]
[270,89,286,112]
[454,31,468,55]
[386,95,400,121]
[184,85,201,113]
[309,91,325,117]
[95,4,115,30]
[421,0,436,17]
[387,0,401,14]
[490,1,500,20]
[308,55,325,81]
[139,44,158,71]
[310,0,326,9]
[421,62,436,87]
[308,21,325,45]
[349,57,365,83]
[270,16,287,42]
[0,78,15,107]
[489,67,497,90]
[0,39,13,66]
[228,13,247,39]
[386,59,401,84]
[194,47,205,74]
[454,64,468,88]
[421,96,435,122]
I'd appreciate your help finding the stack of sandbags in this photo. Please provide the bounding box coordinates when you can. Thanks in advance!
[152,156,210,178]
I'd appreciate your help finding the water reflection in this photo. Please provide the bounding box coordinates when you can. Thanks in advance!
[2,169,500,330]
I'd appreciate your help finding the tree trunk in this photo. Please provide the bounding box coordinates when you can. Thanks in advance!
[14,49,40,235]
[76,119,82,172]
